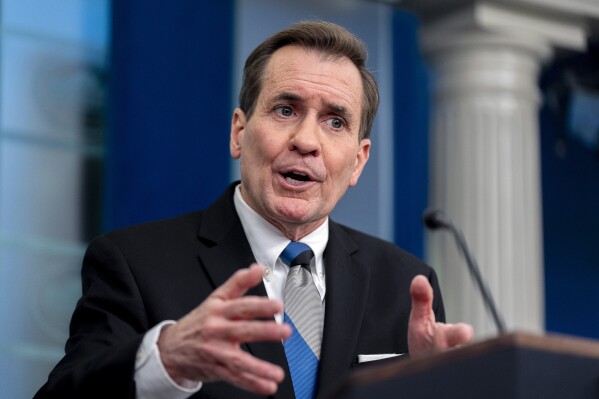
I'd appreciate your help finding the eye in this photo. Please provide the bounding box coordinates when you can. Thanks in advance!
[326,117,345,129]
[275,106,294,117]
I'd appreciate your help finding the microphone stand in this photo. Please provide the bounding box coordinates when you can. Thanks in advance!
[423,209,507,335]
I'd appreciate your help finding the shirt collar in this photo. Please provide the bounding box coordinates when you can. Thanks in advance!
[233,184,328,272]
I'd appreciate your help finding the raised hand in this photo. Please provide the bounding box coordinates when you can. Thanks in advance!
[408,275,474,358]
[157,264,292,395]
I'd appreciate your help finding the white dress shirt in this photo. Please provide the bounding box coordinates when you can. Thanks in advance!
[134,184,328,398]
[234,184,328,317]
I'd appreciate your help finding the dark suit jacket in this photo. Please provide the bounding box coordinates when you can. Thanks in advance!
[35,183,445,399]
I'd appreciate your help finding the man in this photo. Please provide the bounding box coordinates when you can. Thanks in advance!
[35,21,472,399]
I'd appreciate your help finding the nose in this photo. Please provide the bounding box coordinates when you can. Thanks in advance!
[288,116,321,155]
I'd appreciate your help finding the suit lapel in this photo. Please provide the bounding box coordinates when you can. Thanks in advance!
[317,222,370,394]
[195,183,294,399]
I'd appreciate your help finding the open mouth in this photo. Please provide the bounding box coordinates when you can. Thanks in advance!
[282,171,312,185]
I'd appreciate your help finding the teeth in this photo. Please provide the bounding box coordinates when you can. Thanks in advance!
[285,176,305,185]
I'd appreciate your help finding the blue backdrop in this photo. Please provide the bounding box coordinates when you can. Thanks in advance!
[541,46,599,339]
[392,11,429,258]
[107,0,234,230]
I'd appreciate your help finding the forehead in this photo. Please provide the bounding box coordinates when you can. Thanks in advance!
[260,45,363,112]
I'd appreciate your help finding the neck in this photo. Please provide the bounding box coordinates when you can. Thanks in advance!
[267,217,326,241]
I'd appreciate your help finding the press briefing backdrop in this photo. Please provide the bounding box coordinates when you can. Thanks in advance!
[107,1,599,339]
[107,0,234,230]
[2,1,596,398]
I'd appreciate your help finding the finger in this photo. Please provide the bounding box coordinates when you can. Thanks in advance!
[212,264,266,300]
[211,361,282,396]
[211,319,292,343]
[221,348,286,383]
[213,364,280,396]
[221,296,284,320]
[409,275,435,322]
[203,346,286,392]
[438,322,474,348]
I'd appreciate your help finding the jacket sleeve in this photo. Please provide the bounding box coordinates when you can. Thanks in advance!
[34,235,149,399]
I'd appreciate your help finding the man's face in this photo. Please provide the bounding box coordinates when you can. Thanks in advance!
[230,45,371,239]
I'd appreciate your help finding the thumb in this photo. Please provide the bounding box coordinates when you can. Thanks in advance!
[409,275,435,323]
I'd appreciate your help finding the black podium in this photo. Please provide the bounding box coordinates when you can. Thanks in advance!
[324,333,599,399]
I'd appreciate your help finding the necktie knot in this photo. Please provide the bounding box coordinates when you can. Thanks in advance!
[281,242,314,268]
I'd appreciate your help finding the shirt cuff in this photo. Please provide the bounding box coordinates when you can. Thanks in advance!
[135,320,203,399]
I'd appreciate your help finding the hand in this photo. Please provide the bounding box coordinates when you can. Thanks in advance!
[407,275,474,358]
[157,264,292,395]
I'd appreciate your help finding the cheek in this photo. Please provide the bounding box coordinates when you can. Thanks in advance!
[246,125,287,160]
[326,145,360,179]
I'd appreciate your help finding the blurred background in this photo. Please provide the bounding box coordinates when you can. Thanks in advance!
[0,0,597,397]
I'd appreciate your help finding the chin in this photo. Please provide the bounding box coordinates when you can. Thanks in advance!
[272,200,317,224]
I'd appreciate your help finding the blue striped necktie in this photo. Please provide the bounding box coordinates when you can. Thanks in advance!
[281,242,323,399]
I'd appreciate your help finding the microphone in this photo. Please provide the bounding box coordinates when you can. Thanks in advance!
[423,209,507,335]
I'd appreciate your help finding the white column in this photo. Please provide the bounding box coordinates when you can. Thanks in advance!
[425,31,550,337]
[413,2,591,338]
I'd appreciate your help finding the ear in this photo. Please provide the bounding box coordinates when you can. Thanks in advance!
[230,108,247,159]
[349,138,371,187]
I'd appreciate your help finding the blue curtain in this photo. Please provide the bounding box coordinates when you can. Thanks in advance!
[541,46,599,339]
[392,11,430,258]
[106,1,234,230]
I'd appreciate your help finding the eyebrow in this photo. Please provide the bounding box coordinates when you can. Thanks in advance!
[327,102,351,120]
[271,92,302,103]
